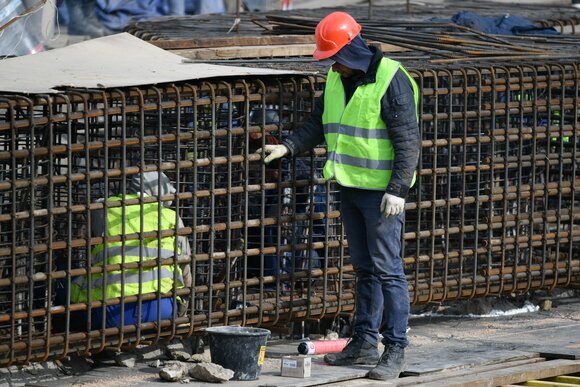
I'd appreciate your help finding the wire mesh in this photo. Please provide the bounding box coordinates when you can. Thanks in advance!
[0,61,578,365]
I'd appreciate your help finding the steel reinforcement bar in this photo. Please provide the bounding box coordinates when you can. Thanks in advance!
[0,61,578,366]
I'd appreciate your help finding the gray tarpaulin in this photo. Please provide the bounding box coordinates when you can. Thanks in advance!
[0,32,298,94]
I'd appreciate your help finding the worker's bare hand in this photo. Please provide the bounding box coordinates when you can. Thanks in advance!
[256,144,289,164]
[380,193,405,217]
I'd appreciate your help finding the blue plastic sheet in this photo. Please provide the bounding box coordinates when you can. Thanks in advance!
[95,0,169,31]
[437,11,559,36]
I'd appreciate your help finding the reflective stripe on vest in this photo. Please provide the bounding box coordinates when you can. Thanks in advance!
[322,57,419,190]
[92,245,177,266]
[71,267,181,301]
[324,123,391,140]
[70,193,184,303]
[327,151,394,170]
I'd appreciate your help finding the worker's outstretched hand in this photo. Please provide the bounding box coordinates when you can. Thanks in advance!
[380,193,405,218]
[256,144,289,164]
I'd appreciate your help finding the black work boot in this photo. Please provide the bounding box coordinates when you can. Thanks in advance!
[323,336,379,366]
[367,344,406,380]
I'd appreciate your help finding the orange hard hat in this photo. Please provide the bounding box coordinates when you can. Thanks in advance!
[313,12,362,60]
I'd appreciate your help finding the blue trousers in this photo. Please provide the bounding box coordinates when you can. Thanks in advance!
[92,298,174,328]
[340,187,410,348]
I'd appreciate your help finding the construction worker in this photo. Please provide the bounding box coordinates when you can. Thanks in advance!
[70,172,191,328]
[257,12,420,381]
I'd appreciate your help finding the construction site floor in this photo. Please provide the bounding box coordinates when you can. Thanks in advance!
[6,294,577,387]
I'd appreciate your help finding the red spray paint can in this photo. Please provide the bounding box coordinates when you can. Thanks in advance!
[297,339,349,355]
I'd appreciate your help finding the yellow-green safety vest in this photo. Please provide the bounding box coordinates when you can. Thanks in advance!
[322,57,419,190]
[71,194,184,303]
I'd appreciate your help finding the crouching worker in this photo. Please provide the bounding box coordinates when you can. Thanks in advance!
[71,172,191,328]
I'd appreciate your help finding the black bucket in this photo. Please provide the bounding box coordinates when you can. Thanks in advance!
[205,326,271,381]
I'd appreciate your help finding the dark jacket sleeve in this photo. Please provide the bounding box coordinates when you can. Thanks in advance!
[281,92,325,156]
[381,69,421,199]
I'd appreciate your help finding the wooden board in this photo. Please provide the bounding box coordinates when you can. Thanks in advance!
[151,35,315,50]
[172,44,317,60]
[251,358,372,387]
[417,359,580,387]
[319,358,547,387]
[153,33,408,53]
[478,323,580,362]
[368,41,412,53]
[540,352,580,360]
[171,41,409,61]
[296,359,580,387]
[33,359,373,387]
[403,342,537,376]
[392,357,546,387]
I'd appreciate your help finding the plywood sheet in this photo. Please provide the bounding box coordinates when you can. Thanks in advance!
[0,33,298,94]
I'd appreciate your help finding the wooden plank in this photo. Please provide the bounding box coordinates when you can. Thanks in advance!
[522,381,579,387]
[540,351,580,360]
[152,34,408,54]
[404,344,537,376]
[254,358,373,387]
[151,35,315,50]
[392,357,545,386]
[172,44,317,60]
[171,42,410,61]
[477,323,580,364]
[35,359,372,387]
[368,41,412,53]
[417,359,580,387]
[317,358,545,387]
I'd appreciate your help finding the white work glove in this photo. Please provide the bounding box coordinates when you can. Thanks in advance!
[256,144,289,164]
[380,193,405,218]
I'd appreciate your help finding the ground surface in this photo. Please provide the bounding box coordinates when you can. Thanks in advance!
[3,292,578,387]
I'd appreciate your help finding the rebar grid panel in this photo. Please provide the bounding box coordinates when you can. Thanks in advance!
[406,62,580,304]
[0,76,347,365]
[0,61,578,366]
[126,3,579,43]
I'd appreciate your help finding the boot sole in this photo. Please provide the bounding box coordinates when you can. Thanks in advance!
[324,355,379,366]
[367,362,406,380]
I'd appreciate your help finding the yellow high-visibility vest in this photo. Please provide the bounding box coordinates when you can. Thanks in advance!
[71,194,183,302]
[322,57,419,190]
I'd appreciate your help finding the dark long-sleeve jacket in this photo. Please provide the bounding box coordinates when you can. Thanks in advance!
[282,47,420,199]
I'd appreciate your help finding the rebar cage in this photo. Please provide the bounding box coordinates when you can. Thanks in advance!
[0,61,578,366]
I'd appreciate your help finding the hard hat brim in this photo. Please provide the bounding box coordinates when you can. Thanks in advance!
[313,46,341,61]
